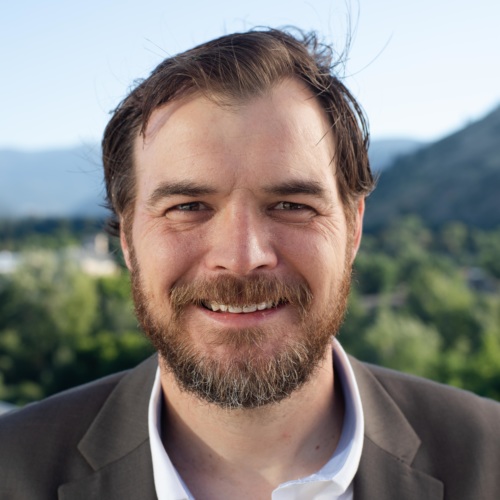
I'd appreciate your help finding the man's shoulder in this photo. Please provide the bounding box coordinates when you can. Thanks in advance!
[0,355,157,499]
[0,369,127,472]
[351,358,500,498]
[0,369,127,431]
[360,359,500,417]
[353,357,500,454]
[0,352,158,436]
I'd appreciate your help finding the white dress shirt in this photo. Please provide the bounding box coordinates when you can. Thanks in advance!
[148,338,364,500]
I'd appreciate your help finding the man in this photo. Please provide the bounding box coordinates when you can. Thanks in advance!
[1,28,499,500]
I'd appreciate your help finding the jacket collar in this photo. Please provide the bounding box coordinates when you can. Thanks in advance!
[349,357,443,500]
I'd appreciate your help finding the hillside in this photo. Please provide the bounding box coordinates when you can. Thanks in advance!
[368,138,425,171]
[365,105,500,231]
[0,146,106,218]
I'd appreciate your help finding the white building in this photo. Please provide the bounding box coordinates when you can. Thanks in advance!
[0,234,118,277]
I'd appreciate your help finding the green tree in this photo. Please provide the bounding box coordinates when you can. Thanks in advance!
[361,309,442,378]
[405,267,481,349]
[440,222,469,259]
[0,251,98,403]
[0,251,151,405]
[354,253,398,294]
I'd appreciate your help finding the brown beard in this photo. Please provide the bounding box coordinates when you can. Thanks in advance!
[129,249,352,410]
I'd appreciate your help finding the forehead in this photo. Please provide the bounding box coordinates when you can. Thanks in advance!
[133,79,337,193]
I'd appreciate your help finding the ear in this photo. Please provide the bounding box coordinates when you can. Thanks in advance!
[350,197,365,264]
[120,225,133,271]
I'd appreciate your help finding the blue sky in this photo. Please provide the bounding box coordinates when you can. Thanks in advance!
[2,0,499,149]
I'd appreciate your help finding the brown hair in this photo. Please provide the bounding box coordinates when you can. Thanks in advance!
[102,27,374,235]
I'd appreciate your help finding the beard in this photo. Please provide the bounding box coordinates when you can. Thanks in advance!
[129,249,352,410]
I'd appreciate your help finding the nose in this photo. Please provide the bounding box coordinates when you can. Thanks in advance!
[204,205,278,275]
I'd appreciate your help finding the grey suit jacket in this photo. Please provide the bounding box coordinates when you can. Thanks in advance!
[1,354,499,499]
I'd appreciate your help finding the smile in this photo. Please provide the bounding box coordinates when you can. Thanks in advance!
[201,301,280,314]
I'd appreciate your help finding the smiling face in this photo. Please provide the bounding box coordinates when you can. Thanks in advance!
[122,79,364,408]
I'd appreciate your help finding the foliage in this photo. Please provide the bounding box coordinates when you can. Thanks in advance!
[0,250,152,405]
[343,216,500,401]
[0,217,105,250]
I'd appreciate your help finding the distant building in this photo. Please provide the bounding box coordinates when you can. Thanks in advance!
[0,251,19,274]
[69,233,118,277]
[465,267,498,293]
[0,233,118,277]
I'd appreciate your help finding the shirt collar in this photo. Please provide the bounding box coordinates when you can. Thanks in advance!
[148,338,364,500]
[148,362,191,500]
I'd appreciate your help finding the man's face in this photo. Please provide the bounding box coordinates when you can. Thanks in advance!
[122,79,364,409]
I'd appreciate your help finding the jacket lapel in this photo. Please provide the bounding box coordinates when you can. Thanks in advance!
[354,439,443,500]
[58,355,159,500]
[57,440,156,500]
[349,357,443,500]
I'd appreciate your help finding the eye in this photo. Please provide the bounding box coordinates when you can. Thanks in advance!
[164,201,211,222]
[172,201,208,212]
[273,201,308,211]
[270,201,316,222]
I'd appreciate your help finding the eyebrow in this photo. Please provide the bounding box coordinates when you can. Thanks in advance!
[146,179,327,207]
[263,180,327,198]
[146,181,217,207]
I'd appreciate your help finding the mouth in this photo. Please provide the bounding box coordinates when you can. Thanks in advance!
[200,300,285,314]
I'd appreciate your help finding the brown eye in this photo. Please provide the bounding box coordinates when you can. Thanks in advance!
[274,201,307,210]
[270,201,316,223]
[164,201,212,222]
[173,202,208,211]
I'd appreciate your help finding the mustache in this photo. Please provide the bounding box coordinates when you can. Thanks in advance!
[169,274,313,317]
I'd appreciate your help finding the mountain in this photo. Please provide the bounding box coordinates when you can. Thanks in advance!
[0,139,417,219]
[365,105,500,231]
[368,138,425,171]
[0,145,107,218]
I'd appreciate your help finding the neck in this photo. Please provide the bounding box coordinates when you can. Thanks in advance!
[159,346,344,498]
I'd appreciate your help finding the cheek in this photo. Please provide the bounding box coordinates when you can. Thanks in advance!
[132,222,206,289]
[278,214,347,259]
[274,226,346,291]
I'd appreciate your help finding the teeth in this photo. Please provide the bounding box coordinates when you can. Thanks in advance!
[206,301,276,313]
